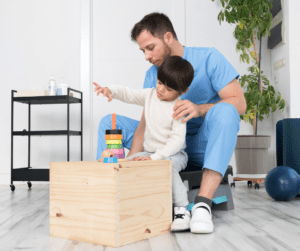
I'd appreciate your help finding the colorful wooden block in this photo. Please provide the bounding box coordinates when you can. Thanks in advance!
[101,150,114,160]
[106,129,122,135]
[50,160,172,247]
[106,140,122,145]
[105,149,123,154]
[107,144,122,149]
[105,135,123,140]
[103,157,118,163]
[114,153,125,159]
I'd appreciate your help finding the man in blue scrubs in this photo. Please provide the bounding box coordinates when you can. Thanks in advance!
[95,13,246,233]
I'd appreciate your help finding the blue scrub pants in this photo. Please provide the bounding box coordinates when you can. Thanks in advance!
[97,103,240,177]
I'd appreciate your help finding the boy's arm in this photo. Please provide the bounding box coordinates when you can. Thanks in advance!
[109,85,149,107]
[150,117,186,160]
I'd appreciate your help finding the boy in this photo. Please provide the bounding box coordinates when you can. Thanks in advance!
[93,55,194,232]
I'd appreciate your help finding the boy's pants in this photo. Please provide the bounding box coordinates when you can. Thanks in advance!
[97,103,240,178]
[127,149,189,207]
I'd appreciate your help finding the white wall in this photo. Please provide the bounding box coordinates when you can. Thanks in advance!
[288,1,300,119]
[0,0,81,184]
[270,0,290,167]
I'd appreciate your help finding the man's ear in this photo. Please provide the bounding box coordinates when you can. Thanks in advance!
[164,32,173,46]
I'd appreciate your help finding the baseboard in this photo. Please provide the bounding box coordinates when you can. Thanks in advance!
[235,174,267,179]
[0,173,10,185]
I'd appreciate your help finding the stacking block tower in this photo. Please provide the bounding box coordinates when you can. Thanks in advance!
[105,113,125,159]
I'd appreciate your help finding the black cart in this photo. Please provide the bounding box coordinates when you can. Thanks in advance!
[10,88,83,191]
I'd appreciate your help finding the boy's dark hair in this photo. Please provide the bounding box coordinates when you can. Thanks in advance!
[131,12,178,41]
[157,56,194,94]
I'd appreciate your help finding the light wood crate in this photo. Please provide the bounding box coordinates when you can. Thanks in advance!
[49,160,172,247]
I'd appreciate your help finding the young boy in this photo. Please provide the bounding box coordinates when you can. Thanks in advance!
[93,55,194,232]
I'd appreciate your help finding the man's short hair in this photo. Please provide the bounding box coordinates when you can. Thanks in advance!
[157,56,194,94]
[131,12,178,41]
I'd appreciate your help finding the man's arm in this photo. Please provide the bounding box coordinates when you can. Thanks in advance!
[127,109,146,157]
[199,78,247,117]
[172,78,247,123]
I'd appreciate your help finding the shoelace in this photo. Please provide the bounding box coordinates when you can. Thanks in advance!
[174,214,185,219]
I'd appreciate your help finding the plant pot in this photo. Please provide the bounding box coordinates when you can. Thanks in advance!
[235,135,271,178]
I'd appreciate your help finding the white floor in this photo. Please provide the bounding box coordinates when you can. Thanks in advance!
[0,181,300,251]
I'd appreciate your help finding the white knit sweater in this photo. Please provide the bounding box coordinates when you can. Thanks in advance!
[109,85,187,160]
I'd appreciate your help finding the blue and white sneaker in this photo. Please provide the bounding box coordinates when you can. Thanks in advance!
[190,202,214,234]
[171,207,191,232]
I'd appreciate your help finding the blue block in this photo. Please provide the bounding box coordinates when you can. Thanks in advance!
[103,157,118,163]
[212,196,227,204]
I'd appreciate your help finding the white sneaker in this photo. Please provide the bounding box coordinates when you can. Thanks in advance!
[171,207,191,232]
[190,202,214,234]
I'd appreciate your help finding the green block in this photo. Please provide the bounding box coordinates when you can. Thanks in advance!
[106,144,122,149]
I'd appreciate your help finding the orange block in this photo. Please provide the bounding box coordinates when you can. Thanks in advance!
[112,113,116,129]
[105,135,123,140]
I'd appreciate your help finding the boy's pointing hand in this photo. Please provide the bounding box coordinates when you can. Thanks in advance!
[93,82,113,102]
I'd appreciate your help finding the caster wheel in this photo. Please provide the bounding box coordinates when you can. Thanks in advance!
[231,182,235,188]
[10,184,15,192]
[255,183,260,189]
[248,181,252,187]
[27,181,32,189]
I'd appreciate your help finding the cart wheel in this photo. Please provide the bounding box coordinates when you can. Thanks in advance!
[10,184,15,192]
[231,182,235,188]
[255,183,260,189]
[27,181,32,189]
[247,181,252,187]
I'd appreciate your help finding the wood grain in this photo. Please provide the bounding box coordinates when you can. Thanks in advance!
[49,160,172,248]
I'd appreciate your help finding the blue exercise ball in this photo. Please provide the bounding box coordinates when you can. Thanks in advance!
[265,166,300,201]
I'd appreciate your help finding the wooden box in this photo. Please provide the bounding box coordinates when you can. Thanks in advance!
[49,160,172,247]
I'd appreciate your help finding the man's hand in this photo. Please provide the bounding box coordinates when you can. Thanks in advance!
[132,156,152,161]
[93,82,113,102]
[172,100,208,123]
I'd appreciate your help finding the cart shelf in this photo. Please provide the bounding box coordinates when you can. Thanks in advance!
[13,130,82,136]
[13,95,81,105]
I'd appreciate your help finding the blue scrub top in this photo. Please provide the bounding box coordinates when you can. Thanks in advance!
[143,47,240,133]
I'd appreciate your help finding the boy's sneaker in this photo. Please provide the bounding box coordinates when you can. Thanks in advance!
[190,202,214,234]
[171,207,191,232]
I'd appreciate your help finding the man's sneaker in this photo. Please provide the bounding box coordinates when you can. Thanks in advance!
[190,202,214,234]
[171,207,191,232]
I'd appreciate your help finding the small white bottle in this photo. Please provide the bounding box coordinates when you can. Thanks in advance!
[48,74,57,96]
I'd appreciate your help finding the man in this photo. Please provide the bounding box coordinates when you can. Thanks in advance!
[95,12,246,233]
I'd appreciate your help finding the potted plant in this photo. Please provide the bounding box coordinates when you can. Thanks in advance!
[212,0,286,177]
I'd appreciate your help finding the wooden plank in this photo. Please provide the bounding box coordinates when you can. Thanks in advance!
[233,177,265,183]
[49,161,118,247]
[149,233,181,251]
[0,201,49,251]
[117,160,172,247]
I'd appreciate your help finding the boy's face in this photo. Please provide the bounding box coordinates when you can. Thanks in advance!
[136,30,171,67]
[156,80,182,102]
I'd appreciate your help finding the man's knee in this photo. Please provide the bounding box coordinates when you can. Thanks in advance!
[207,103,240,126]
[98,114,112,131]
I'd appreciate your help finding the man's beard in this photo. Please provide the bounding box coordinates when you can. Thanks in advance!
[156,42,171,67]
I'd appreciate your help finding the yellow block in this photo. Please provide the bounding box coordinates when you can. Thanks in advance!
[106,139,122,144]
[50,160,172,248]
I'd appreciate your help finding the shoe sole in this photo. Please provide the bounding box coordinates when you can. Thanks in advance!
[171,228,190,233]
[190,226,213,234]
